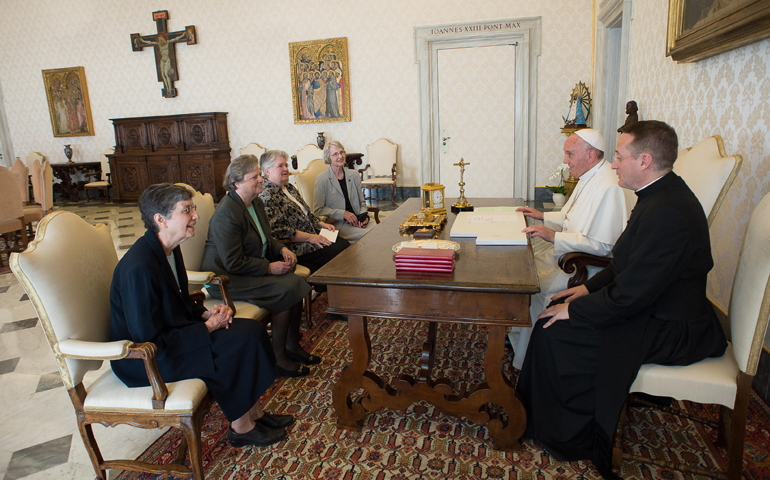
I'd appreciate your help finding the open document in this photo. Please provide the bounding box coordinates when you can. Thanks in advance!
[449,207,528,245]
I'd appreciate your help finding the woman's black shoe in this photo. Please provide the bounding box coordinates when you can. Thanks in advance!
[227,422,286,448]
[326,313,348,321]
[286,350,322,365]
[257,412,295,429]
[275,364,310,377]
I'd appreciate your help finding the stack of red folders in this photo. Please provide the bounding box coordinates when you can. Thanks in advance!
[395,247,455,273]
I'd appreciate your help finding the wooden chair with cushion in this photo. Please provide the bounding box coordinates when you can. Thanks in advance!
[611,191,770,480]
[291,144,323,181]
[360,138,398,205]
[84,148,114,202]
[11,159,41,237]
[29,159,54,216]
[10,211,213,480]
[176,184,270,324]
[239,142,267,159]
[0,166,29,267]
[559,135,743,287]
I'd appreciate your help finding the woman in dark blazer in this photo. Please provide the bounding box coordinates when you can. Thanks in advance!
[201,155,317,378]
[110,183,291,448]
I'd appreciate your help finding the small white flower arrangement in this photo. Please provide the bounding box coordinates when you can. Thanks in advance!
[546,164,569,195]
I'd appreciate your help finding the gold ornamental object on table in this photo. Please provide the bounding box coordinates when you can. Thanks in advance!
[451,158,474,214]
[399,183,448,238]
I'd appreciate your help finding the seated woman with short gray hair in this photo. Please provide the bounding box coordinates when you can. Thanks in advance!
[110,183,291,448]
[313,140,376,242]
[259,149,350,274]
[201,155,319,379]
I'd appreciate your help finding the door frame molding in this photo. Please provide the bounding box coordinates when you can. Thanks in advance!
[415,17,541,199]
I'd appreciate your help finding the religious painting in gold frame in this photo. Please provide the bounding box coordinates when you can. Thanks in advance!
[667,0,770,62]
[289,37,351,124]
[42,66,95,137]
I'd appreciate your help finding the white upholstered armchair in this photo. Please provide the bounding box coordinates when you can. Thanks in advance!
[10,211,213,480]
[611,191,770,480]
[360,138,398,205]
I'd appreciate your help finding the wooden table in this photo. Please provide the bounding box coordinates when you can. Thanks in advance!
[50,162,102,201]
[309,198,539,451]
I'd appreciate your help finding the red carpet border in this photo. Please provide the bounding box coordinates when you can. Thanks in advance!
[116,295,770,480]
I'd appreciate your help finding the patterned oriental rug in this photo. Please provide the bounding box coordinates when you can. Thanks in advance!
[117,295,770,480]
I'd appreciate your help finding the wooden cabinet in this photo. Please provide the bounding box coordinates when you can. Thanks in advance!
[108,112,230,201]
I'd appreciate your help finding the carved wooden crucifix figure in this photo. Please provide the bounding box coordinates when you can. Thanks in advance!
[131,10,197,98]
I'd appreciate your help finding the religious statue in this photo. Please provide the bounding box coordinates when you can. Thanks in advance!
[617,100,639,133]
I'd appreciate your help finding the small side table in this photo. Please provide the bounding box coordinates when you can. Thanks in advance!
[50,162,101,202]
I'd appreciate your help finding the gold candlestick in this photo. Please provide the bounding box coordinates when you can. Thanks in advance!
[451,158,474,213]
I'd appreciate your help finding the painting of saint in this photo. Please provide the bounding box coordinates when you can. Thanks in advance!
[42,67,95,137]
[289,37,351,123]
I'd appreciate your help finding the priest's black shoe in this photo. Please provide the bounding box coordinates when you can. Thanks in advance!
[275,364,310,377]
[286,350,322,365]
[257,412,295,429]
[227,422,286,448]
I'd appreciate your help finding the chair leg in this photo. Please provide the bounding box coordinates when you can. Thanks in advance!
[76,421,107,480]
[391,184,396,205]
[612,397,629,469]
[179,417,206,480]
[726,373,752,480]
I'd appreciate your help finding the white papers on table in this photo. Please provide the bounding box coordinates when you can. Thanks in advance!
[320,228,339,242]
[450,207,528,245]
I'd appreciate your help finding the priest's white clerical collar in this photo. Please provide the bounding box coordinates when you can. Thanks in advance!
[579,159,605,181]
[635,173,666,192]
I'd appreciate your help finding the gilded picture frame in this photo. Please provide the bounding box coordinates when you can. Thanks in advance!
[42,67,95,137]
[667,0,770,62]
[289,37,351,124]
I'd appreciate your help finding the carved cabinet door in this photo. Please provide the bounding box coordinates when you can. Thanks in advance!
[112,157,148,201]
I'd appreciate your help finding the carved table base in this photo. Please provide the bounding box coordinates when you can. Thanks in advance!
[330,298,528,451]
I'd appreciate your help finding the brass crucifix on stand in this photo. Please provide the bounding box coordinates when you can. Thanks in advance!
[451,158,474,213]
[131,10,197,98]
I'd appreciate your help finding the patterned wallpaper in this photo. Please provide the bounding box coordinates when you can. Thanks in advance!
[0,0,592,189]
[627,2,770,341]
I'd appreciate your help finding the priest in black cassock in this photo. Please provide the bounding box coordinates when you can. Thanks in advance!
[517,121,727,479]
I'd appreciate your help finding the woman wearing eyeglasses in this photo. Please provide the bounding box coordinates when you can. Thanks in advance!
[258,149,350,274]
[110,183,291,448]
[313,140,376,242]
[201,155,315,378]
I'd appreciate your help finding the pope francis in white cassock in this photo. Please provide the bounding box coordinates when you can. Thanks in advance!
[508,129,635,369]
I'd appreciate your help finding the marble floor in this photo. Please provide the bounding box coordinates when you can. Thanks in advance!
[0,197,402,480]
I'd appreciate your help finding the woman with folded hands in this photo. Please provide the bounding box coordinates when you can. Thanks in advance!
[201,155,318,378]
[259,149,350,274]
[313,140,376,242]
[110,183,292,448]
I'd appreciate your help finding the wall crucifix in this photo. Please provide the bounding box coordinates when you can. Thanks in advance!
[131,10,197,98]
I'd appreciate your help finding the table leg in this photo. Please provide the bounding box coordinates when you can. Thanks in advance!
[332,315,372,430]
[484,325,526,451]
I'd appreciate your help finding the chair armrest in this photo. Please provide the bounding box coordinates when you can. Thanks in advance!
[391,163,397,180]
[186,270,215,284]
[125,342,168,409]
[558,252,611,288]
[368,206,380,224]
[61,339,169,409]
[105,172,111,183]
[205,274,237,317]
[59,339,133,360]
[358,164,371,180]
